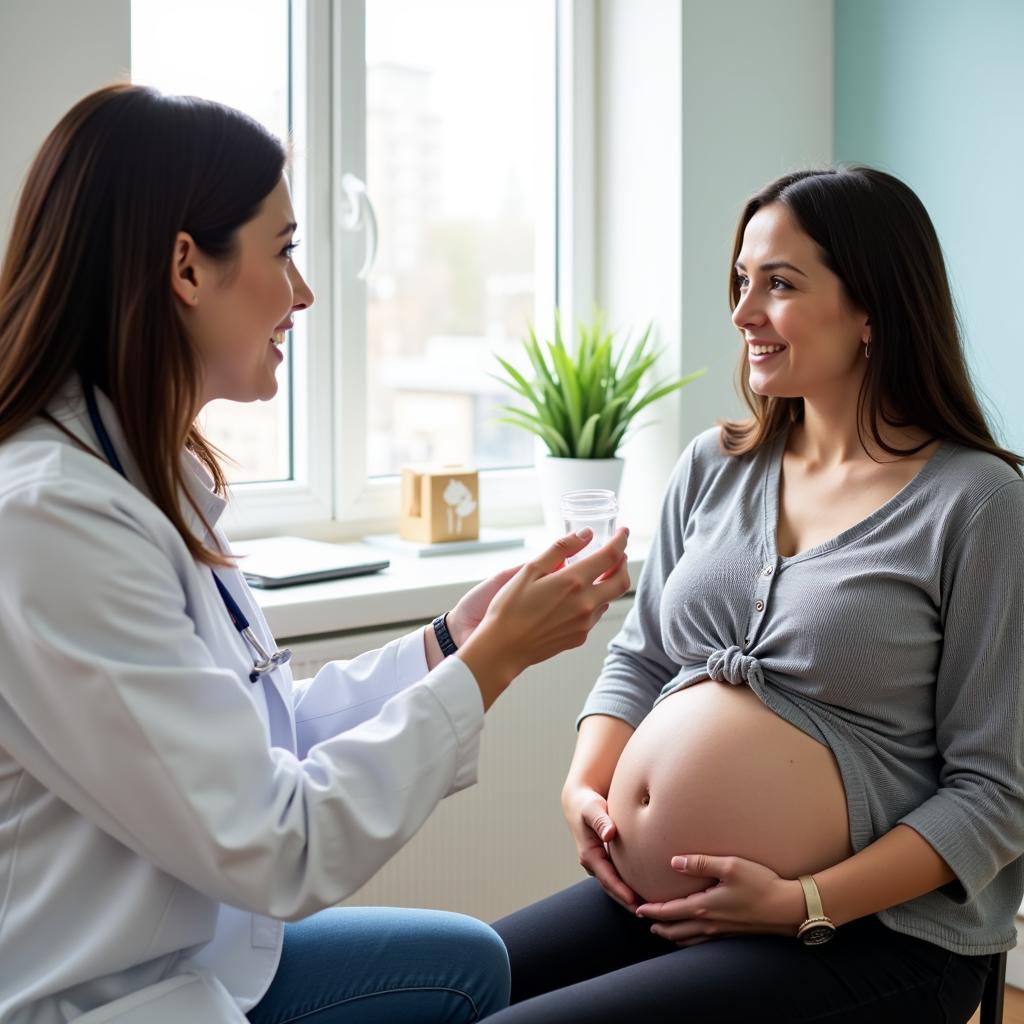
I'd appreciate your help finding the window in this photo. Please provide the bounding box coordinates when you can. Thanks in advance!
[131,1,589,535]
[364,0,553,477]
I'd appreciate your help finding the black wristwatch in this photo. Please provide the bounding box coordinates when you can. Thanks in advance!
[432,613,459,657]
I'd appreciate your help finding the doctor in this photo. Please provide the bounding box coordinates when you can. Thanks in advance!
[0,84,630,1023]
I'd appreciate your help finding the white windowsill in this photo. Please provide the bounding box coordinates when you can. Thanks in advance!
[251,526,649,641]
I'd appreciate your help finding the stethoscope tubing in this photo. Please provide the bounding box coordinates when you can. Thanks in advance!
[82,379,292,683]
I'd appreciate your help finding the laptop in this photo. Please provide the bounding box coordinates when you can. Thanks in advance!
[231,536,390,589]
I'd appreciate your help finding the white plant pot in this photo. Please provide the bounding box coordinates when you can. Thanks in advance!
[537,456,625,535]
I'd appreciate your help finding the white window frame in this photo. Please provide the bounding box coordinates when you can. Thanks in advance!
[222,0,594,540]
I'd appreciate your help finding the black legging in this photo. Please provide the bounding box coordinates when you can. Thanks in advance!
[487,879,991,1023]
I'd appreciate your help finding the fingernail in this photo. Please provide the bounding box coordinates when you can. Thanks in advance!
[672,856,687,870]
[575,527,592,539]
[600,828,611,841]
[635,909,645,918]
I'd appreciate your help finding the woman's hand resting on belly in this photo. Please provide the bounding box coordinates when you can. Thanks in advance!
[633,852,806,946]
[561,783,639,912]
[561,716,642,913]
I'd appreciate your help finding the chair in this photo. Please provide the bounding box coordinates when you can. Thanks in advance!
[979,949,1006,1024]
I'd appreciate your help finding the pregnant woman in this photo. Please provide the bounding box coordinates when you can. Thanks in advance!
[487,166,1024,1023]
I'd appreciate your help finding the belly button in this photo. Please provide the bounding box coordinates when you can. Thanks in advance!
[640,790,651,808]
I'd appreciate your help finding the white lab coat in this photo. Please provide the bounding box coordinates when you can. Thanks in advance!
[0,379,485,1023]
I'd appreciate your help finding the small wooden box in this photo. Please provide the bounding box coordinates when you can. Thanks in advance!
[399,464,480,544]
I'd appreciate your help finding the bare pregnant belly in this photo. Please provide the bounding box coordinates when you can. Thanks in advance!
[606,681,852,903]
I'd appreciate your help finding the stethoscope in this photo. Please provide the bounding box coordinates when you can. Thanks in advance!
[83,380,292,683]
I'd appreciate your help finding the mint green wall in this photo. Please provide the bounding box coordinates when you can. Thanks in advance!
[835,0,1024,453]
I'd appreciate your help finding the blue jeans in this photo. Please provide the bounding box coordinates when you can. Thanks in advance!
[246,906,510,1023]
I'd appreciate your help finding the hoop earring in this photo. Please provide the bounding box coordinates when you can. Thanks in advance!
[864,341,872,360]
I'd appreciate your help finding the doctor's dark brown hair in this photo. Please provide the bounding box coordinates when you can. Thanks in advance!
[0,82,288,565]
[720,166,1022,473]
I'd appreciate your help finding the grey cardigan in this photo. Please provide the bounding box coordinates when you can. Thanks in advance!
[580,426,1024,955]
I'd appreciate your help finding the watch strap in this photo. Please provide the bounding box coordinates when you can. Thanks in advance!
[799,875,826,919]
[432,613,458,657]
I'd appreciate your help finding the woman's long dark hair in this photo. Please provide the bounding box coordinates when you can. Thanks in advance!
[0,82,288,564]
[720,166,1022,474]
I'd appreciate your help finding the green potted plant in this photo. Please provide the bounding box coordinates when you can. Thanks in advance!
[493,310,706,530]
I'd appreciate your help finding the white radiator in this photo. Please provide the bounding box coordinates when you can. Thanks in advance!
[285,599,632,924]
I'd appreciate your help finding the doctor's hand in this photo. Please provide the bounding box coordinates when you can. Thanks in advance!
[455,526,629,711]
[444,564,525,650]
[444,523,625,648]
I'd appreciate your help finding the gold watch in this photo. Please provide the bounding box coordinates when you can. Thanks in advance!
[797,875,837,946]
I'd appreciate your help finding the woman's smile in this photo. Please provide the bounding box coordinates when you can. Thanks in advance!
[747,340,787,363]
